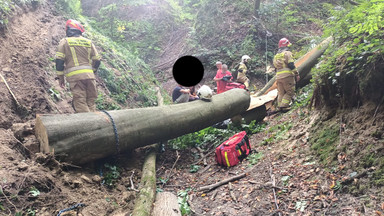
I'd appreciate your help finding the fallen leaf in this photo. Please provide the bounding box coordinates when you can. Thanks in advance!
[376,211,383,216]
[201,193,206,197]
[330,181,335,189]
[381,202,384,210]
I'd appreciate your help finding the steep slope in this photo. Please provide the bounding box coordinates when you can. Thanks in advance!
[0,2,72,129]
[0,2,146,215]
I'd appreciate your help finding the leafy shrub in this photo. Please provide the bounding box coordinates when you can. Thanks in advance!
[312,0,384,108]
[169,121,265,150]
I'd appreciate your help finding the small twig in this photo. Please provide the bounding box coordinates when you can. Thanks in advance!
[198,164,211,175]
[372,98,383,125]
[187,197,197,215]
[196,147,207,166]
[61,162,82,169]
[10,135,31,159]
[269,160,281,216]
[162,150,180,187]
[193,148,215,165]
[228,182,237,203]
[198,173,246,192]
[210,190,218,200]
[0,185,18,212]
[129,171,139,192]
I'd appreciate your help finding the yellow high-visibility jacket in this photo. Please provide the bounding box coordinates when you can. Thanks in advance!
[273,49,298,80]
[237,62,248,83]
[56,36,101,82]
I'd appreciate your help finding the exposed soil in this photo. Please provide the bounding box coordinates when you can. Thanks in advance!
[0,1,383,216]
[157,106,384,216]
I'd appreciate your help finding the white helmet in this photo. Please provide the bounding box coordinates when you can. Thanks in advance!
[241,55,251,62]
[197,85,213,101]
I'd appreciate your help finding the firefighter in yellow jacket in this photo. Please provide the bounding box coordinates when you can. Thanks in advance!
[236,55,251,89]
[55,19,101,113]
[273,38,300,111]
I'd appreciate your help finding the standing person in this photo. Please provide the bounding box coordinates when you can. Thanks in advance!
[236,55,251,89]
[216,61,222,74]
[172,84,191,103]
[273,38,300,112]
[55,19,101,113]
[213,64,232,94]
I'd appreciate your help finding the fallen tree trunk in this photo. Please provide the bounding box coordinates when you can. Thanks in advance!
[35,88,250,164]
[255,37,333,97]
[131,145,157,216]
[131,87,163,216]
[152,192,181,216]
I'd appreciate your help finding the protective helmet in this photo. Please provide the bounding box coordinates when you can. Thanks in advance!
[278,38,291,48]
[197,85,213,101]
[241,55,251,62]
[65,19,85,33]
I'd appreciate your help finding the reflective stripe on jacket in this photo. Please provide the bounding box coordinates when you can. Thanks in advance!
[56,36,101,82]
[273,50,297,80]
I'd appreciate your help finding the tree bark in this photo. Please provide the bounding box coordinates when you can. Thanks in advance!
[35,88,250,164]
[131,87,164,216]
[152,192,181,216]
[255,37,333,97]
[132,146,157,216]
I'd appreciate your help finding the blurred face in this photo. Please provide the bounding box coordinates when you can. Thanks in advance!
[222,66,228,72]
[216,63,222,69]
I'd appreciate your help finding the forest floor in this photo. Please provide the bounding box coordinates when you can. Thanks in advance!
[0,1,383,216]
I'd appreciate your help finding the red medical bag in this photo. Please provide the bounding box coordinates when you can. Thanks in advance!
[215,131,251,167]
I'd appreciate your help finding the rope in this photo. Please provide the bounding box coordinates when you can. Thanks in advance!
[101,110,120,155]
[57,203,85,216]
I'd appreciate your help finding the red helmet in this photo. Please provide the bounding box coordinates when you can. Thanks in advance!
[65,19,85,33]
[278,38,291,48]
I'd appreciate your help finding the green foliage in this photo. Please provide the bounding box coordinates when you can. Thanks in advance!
[103,163,120,187]
[55,0,82,18]
[293,84,313,108]
[247,152,264,166]
[169,121,265,150]
[29,187,40,197]
[0,0,42,29]
[0,0,13,27]
[309,122,339,164]
[189,165,200,173]
[313,0,384,108]
[96,93,121,110]
[262,121,293,145]
[177,188,191,215]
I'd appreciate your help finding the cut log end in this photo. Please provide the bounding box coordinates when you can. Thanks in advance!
[35,114,50,153]
[152,192,181,216]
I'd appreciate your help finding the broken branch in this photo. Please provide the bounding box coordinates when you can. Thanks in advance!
[197,173,246,192]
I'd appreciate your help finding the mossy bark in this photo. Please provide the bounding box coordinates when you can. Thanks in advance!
[132,146,157,216]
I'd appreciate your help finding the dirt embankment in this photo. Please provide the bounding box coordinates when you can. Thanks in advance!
[0,2,144,215]
[0,1,73,130]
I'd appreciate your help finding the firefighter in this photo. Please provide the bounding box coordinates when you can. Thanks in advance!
[55,19,101,113]
[236,55,251,89]
[273,38,300,112]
